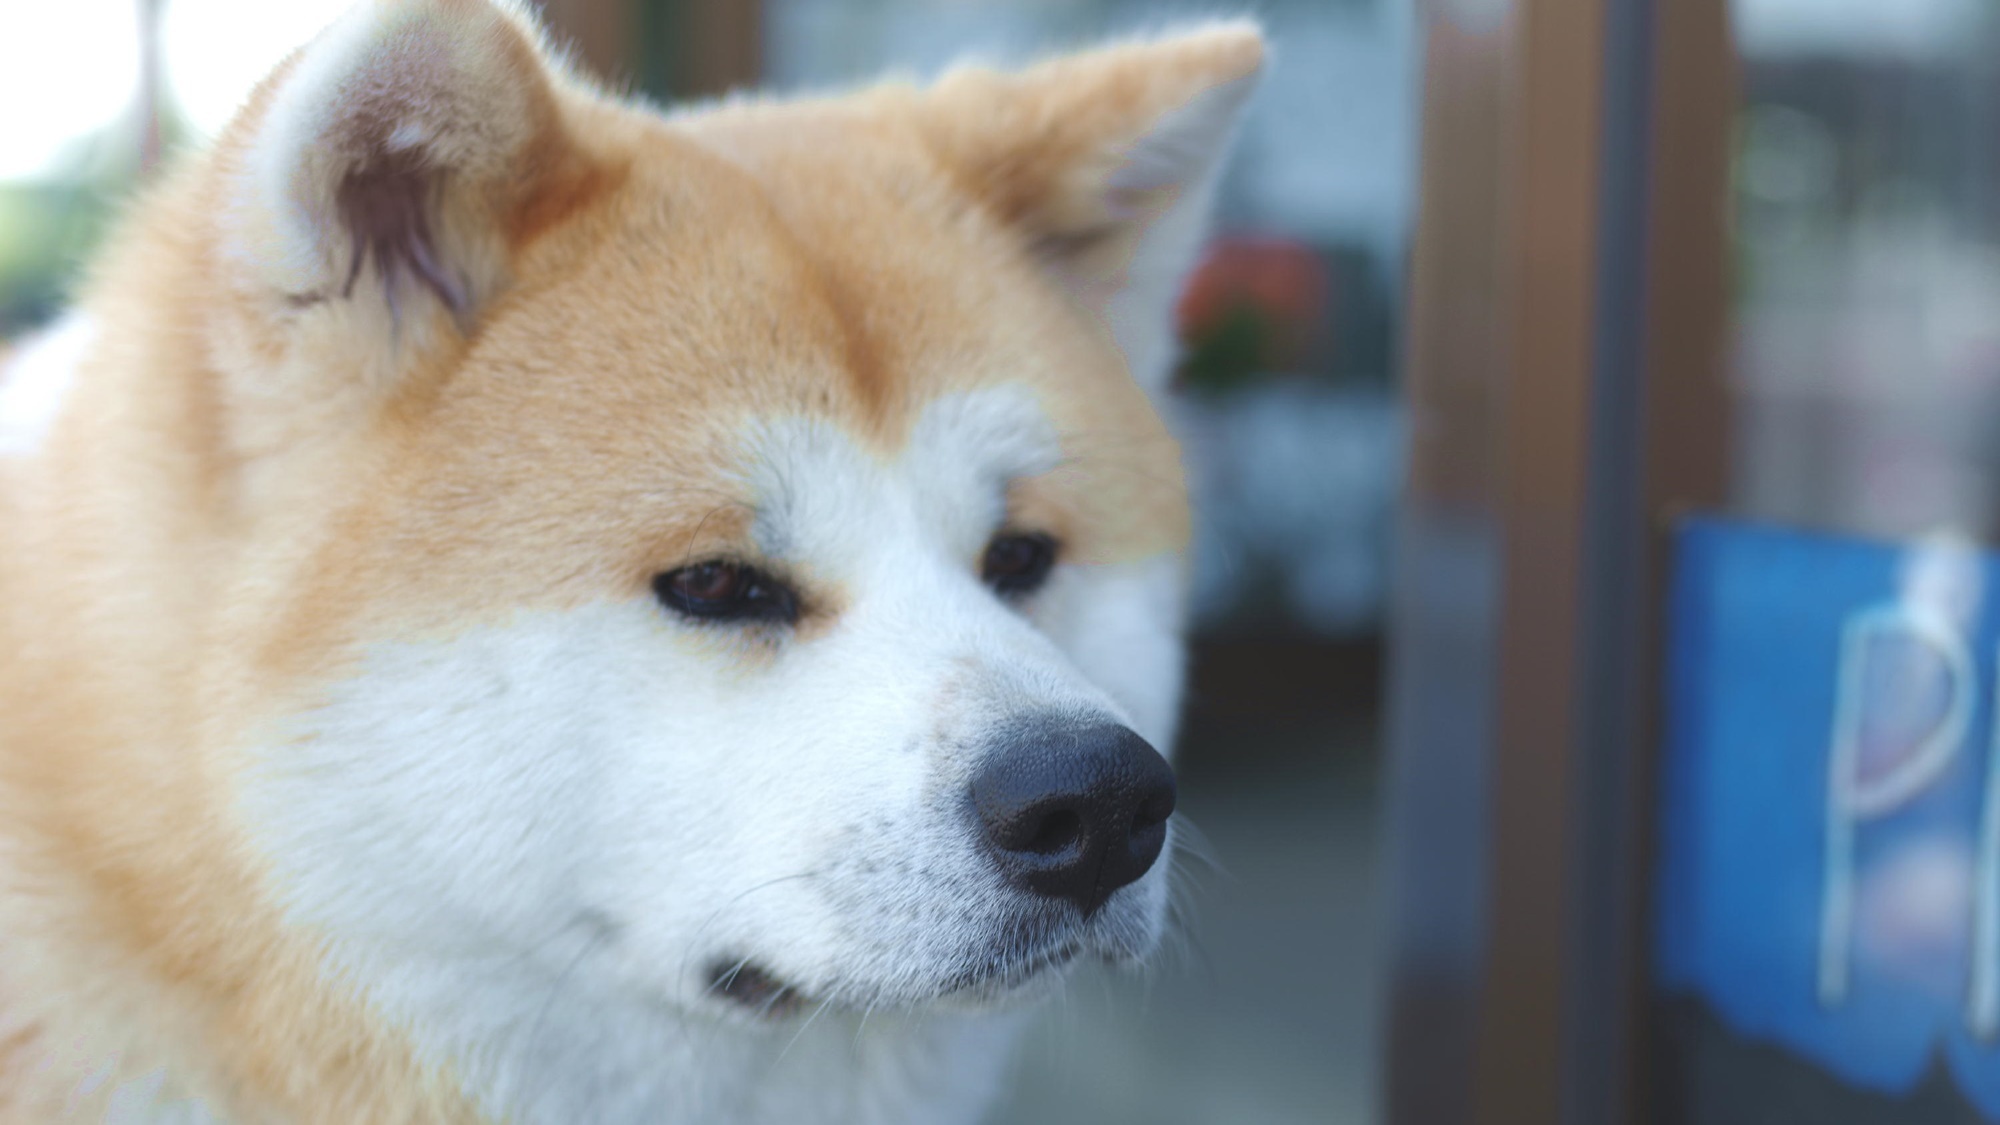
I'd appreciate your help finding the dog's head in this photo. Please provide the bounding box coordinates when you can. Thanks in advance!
[194,0,1261,1023]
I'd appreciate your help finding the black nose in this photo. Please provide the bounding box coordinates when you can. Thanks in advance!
[969,719,1177,915]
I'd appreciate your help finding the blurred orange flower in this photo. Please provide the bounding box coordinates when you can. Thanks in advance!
[1175,236,1330,390]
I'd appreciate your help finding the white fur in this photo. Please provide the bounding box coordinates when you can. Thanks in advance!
[0,313,92,457]
[1104,73,1260,397]
[239,389,1187,1124]
[102,1070,218,1125]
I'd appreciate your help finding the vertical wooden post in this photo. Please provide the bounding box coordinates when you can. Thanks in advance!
[136,0,165,175]
[536,0,639,88]
[538,1,763,102]
[1382,0,1734,1121]
[671,0,762,100]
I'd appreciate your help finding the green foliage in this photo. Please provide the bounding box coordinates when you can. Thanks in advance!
[1179,299,1280,395]
[0,103,198,336]
[0,184,120,334]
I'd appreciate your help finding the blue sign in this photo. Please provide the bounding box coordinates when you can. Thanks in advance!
[1657,517,2000,1114]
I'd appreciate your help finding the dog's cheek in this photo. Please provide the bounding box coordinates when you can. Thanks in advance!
[576,634,916,983]
[238,605,652,953]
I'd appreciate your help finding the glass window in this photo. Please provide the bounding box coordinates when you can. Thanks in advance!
[1654,3,2000,1120]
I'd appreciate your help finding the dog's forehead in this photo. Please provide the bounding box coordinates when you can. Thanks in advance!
[459,120,1085,429]
[309,117,1187,645]
[734,385,1062,563]
[490,129,1159,460]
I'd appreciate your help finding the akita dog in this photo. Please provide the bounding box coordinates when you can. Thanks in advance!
[0,1,1262,1120]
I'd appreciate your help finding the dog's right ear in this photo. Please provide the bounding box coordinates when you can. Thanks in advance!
[911,24,1264,399]
[215,0,597,371]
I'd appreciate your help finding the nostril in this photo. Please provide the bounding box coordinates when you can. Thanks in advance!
[1023,808,1083,855]
[1132,791,1175,835]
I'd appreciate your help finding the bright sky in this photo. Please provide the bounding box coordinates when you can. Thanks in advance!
[0,2,138,180]
[0,0,350,181]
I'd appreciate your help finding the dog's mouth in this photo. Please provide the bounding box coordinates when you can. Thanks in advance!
[706,959,806,1018]
[935,939,1085,1001]
[704,940,1087,1019]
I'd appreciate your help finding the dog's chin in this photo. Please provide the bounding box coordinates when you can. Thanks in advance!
[702,912,1163,1022]
[702,946,1095,1023]
[923,937,1101,1011]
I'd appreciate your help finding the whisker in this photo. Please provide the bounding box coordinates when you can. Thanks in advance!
[675,870,823,1002]
[776,997,836,1063]
[677,499,755,573]
[850,997,881,1058]
[1166,899,1219,995]
[520,924,612,1069]
[700,955,757,1003]
[1170,816,1232,881]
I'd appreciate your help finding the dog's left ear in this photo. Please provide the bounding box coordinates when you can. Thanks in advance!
[917,23,1266,395]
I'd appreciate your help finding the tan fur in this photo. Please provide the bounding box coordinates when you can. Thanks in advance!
[0,2,1260,1119]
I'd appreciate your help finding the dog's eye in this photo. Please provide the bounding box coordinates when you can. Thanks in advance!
[653,561,798,624]
[982,532,1059,596]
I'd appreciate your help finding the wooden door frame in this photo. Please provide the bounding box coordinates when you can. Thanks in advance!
[1381,0,1734,1121]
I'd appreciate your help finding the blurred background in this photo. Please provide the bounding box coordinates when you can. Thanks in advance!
[9,1,2000,1123]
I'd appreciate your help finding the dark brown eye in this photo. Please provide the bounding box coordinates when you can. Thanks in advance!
[982,532,1059,596]
[653,561,798,624]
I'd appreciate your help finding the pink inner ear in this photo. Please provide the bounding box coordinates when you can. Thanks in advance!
[334,145,470,325]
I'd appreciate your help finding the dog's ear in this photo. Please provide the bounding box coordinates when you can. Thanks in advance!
[916,24,1265,395]
[217,0,594,363]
